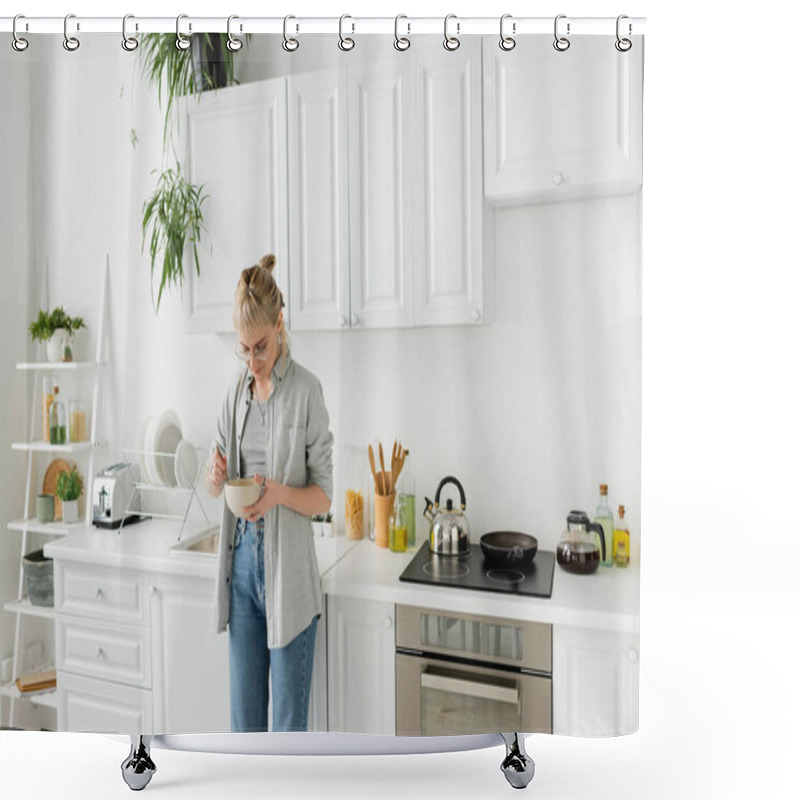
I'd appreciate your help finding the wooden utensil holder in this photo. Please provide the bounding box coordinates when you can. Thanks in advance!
[374,484,395,549]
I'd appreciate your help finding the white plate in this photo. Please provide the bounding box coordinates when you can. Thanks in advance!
[175,439,199,488]
[138,415,154,485]
[152,410,183,487]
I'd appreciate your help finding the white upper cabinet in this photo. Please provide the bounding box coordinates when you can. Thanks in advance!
[412,38,488,327]
[182,78,289,332]
[287,69,351,332]
[348,57,415,330]
[483,36,643,205]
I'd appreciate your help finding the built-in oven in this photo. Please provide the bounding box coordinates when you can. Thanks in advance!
[396,604,552,736]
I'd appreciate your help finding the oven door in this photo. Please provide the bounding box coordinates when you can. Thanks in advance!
[396,652,552,736]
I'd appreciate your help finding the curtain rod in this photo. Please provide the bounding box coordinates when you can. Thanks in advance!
[0,16,646,36]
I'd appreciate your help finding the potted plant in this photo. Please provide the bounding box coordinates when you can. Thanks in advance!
[321,512,334,538]
[56,466,84,524]
[29,307,87,362]
[311,515,324,538]
[137,33,246,311]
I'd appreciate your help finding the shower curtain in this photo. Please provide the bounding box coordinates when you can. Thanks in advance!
[0,19,643,743]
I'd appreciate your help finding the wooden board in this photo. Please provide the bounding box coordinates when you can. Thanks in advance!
[42,458,74,521]
[16,668,57,693]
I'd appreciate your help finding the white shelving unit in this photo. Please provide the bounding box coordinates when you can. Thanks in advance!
[1,260,110,729]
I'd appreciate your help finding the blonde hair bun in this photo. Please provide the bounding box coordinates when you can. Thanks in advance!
[259,254,277,273]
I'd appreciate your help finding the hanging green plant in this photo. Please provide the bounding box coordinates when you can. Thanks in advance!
[141,164,208,311]
[137,33,248,312]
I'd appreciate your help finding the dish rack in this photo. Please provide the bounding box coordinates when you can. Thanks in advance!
[120,446,210,540]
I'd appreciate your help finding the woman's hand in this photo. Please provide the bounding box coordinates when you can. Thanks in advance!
[242,475,285,521]
[206,445,227,497]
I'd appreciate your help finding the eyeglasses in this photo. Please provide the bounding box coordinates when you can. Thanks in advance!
[234,336,270,362]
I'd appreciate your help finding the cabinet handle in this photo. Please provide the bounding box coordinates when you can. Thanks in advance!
[471,308,481,322]
[150,584,158,596]
[628,649,638,663]
[553,171,564,187]
[96,646,105,659]
[338,315,348,328]
[384,616,393,630]
[95,587,104,600]
[352,312,361,327]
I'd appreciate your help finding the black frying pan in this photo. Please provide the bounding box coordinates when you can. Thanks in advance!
[480,531,539,566]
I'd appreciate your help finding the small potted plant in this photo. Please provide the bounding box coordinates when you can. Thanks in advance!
[311,515,324,537]
[321,512,334,538]
[29,307,87,362]
[56,466,84,524]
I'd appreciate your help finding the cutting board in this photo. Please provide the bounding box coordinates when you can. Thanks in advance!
[42,458,74,521]
[15,668,57,693]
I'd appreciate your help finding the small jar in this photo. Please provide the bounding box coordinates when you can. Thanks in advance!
[69,399,89,443]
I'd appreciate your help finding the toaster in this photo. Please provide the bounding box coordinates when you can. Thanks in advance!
[92,462,142,528]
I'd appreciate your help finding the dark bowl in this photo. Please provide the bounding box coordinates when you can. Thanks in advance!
[480,531,539,567]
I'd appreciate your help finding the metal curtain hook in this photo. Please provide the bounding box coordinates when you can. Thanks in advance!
[499,14,516,51]
[443,14,460,51]
[282,15,299,52]
[394,14,410,51]
[63,13,80,51]
[121,14,139,52]
[553,14,570,51]
[338,14,355,51]
[615,14,632,52]
[12,14,29,52]
[227,15,243,52]
[176,14,191,51]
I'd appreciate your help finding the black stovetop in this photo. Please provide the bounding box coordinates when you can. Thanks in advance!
[399,544,555,599]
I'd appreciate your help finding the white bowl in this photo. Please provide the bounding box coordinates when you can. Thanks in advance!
[224,477,261,518]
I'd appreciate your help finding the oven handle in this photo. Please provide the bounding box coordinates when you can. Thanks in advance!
[421,670,519,705]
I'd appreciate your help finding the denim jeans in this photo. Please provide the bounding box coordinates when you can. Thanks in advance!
[228,517,318,732]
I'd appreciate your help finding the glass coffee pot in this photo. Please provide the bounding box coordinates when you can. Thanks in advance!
[556,510,607,575]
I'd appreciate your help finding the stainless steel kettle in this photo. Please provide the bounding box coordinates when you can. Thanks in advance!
[424,476,470,556]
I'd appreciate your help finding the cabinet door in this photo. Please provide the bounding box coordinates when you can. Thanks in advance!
[327,594,395,735]
[181,78,289,332]
[58,671,153,734]
[348,58,415,329]
[552,625,639,736]
[149,574,230,733]
[483,37,643,205]
[412,38,486,327]
[287,69,350,331]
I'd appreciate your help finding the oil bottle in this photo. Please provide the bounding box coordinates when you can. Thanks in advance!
[613,505,630,568]
[593,484,614,567]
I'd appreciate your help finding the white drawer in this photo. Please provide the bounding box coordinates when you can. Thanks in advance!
[56,617,151,689]
[58,671,154,734]
[56,562,149,625]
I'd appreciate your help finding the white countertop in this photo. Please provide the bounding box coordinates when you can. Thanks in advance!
[43,519,358,582]
[322,539,640,634]
[44,524,638,633]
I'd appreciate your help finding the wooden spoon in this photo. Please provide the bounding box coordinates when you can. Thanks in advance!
[368,444,379,493]
[378,442,387,495]
[390,441,399,494]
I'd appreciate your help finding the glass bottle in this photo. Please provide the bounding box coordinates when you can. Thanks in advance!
[613,505,631,568]
[42,377,55,442]
[389,493,408,553]
[397,449,416,548]
[48,385,67,445]
[593,484,614,567]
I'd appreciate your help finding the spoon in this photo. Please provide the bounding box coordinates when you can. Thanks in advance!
[368,445,379,493]
[379,442,387,495]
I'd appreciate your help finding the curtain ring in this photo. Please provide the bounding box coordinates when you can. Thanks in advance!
[443,14,460,51]
[615,14,632,52]
[63,13,80,52]
[282,15,299,52]
[12,15,29,52]
[338,14,355,51]
[394,14,410,51]
[553,14,570,51]
[226,15,243,52]
[499,14,516,51]
[121,14,139,52]
[176,14,191,51]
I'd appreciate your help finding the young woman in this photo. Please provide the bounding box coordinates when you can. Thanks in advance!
[205,254,333,732]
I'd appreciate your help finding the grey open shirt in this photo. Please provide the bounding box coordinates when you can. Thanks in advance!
[212,353,334,649]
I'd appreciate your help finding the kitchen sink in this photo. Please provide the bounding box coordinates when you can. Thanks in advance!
[169,527,219,557]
